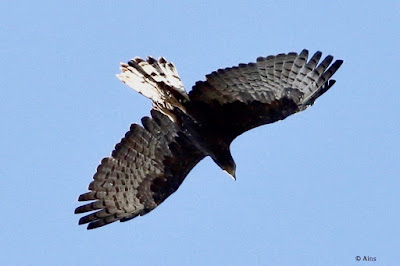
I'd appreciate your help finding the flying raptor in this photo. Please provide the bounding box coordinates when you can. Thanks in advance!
[75,49,343,229]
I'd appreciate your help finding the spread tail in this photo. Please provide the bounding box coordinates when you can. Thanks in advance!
[116,56,189,118]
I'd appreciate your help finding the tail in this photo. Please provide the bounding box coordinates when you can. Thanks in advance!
[116,56,189,119]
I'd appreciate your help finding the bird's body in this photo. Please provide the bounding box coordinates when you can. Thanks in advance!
[75,49,343,229]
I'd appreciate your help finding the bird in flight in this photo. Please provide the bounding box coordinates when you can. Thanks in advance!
[75,49,343,229]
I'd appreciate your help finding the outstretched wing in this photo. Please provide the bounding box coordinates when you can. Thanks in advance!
[188,49,343,142]
[75,110,204,229]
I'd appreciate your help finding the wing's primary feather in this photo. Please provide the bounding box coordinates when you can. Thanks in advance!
[75,110,204,229]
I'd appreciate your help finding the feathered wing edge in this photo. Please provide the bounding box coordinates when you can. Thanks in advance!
[75,110,204,229]
[189,49,343,109]
[255,49,343,108]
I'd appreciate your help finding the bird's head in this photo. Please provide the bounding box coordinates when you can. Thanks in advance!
[222,162,236,181]
[213,148,236,180]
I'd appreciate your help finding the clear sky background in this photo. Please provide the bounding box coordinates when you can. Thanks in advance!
[1,1,399,265]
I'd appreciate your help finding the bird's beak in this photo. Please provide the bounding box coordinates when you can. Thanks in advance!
[223,170,236,181]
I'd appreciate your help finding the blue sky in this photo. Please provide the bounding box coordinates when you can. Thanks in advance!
[1,1,399,265]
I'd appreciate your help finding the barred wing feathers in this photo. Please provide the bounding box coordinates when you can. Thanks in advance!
[75,110,204,229]
[188,49,343,142]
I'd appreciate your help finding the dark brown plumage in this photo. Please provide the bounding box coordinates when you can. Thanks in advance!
[75,49,343,229]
